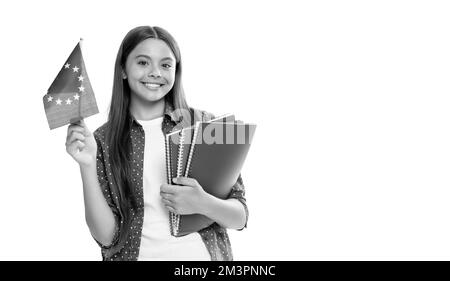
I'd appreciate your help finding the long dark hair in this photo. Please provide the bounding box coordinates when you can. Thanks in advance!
[106,26,190,250]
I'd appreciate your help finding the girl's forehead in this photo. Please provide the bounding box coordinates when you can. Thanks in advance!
[131,38,175,60]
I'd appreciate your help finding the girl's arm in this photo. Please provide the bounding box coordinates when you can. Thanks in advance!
[66,121,116,246]
[80,162,117,245]
[200,195,247,230]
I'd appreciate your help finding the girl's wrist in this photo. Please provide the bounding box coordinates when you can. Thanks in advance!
[198,191,216,217]
[79,160,96,171]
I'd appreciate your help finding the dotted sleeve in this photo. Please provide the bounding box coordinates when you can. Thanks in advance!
[92,128,122,251]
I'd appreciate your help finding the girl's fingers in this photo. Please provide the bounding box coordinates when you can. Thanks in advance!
[67,124,85,140]
[77,140,86,149]
[74,119,93,137]
[161,196,176,212]
[66,131,85,146]
[77,119,86,128]
[66,140,85,155]
[173,177,198,187]
[160,192,173,200]
[67,119,91,137]
[165,205,176,214]
[160,184,177,194]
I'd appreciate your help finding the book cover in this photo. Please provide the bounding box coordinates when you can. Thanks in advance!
[173,121,256,236]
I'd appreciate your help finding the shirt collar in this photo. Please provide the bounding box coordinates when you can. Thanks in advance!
[163,98,184,123]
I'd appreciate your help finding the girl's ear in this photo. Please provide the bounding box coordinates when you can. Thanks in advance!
[122,70,127,79]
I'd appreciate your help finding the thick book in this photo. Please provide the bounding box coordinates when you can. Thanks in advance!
[165,115,256,237]
[164,114,235,236]
[166,114,235,236]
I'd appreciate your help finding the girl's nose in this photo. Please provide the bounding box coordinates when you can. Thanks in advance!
[148,65,161,78]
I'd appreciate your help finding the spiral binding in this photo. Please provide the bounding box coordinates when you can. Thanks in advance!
[185,122,201,177]
[164,134,175,236]
[176,130,185,179]
[172,129,187,235]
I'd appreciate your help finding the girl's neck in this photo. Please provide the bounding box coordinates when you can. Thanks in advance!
[129,96,166,121]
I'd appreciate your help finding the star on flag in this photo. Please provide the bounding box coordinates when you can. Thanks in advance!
[43,40,99,130]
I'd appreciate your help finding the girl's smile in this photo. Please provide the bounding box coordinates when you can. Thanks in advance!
[141,81,166,91]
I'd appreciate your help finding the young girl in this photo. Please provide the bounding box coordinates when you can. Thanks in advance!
[65,26,248,261]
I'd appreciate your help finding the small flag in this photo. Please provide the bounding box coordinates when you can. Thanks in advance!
[43,40,99,130]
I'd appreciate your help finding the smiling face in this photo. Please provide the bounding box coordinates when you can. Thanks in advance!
[124,38,176,104]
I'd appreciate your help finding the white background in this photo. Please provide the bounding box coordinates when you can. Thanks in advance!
[0,0,450,261]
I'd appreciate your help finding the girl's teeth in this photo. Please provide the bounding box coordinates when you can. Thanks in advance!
[144,83,161,89]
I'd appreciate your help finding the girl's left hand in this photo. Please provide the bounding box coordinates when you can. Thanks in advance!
[160,177,210,215]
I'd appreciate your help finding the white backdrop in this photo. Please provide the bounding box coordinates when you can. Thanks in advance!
[1,0,450,261]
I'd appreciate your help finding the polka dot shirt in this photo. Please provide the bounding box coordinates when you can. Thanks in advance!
[92,101,248,261]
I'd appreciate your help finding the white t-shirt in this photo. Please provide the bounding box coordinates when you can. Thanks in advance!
[136,116,210,261]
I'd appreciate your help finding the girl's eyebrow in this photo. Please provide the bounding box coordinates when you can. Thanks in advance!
[135,54,174,61]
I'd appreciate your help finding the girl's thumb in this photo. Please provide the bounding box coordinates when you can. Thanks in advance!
[78,119,86,127]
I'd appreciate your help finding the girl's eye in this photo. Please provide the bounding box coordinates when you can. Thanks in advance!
[162,64,172,69]
[138,60,149,66]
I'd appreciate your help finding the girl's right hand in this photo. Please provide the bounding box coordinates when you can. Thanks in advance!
[66,119,97,167]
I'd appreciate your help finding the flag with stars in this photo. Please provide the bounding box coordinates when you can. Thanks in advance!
[43,40,99,130]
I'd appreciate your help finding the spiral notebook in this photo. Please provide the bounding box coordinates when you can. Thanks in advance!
[165,114,236,236]
[164,114,234,236]
[165,114,256,237]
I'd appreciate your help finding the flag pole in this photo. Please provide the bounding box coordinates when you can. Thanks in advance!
[77,38,83,123]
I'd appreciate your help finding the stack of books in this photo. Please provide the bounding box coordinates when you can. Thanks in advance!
[164,114,256,236]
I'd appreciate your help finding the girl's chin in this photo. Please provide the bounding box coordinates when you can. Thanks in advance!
[133,91,168,103]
